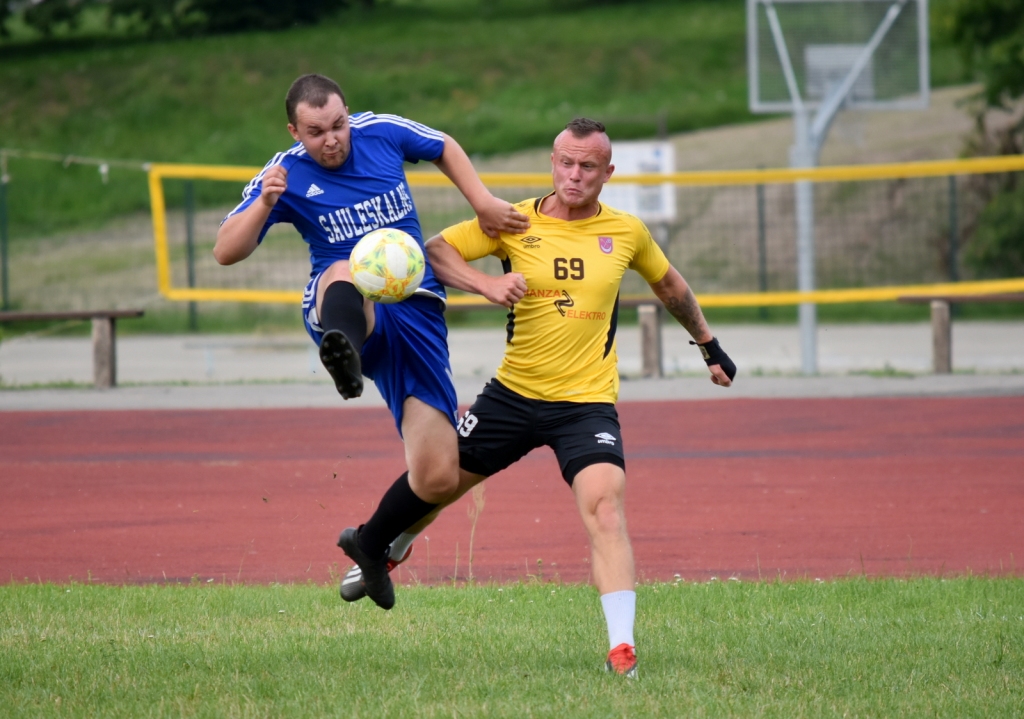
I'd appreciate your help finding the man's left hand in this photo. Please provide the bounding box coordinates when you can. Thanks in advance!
[476,196,531,238]
[709,365,732,387]
[690,337,736,387]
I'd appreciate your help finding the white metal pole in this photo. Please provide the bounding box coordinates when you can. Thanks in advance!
[766,1,818,374]
[790,108,817,375]
[795,181,817,375]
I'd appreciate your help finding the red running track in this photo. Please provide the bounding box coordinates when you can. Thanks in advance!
[1,397,1022,586]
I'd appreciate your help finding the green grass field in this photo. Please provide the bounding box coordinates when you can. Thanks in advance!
[2,578,1021,717]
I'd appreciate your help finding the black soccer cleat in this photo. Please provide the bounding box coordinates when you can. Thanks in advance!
[340,545,413,602]
[319,329,363,399]
[336,527,395,610]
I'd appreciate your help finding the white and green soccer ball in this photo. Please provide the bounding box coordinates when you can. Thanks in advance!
[349,228,426,304]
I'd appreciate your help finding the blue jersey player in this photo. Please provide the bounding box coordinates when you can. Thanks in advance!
[214,74,530,610]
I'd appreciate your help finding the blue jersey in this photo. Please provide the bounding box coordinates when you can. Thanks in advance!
[225,111,447,299]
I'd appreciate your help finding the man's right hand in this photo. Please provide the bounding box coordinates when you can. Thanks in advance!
[260,165,288,207]
[482,272,526,308]
[476,195,531,238]
[214,166,285,265]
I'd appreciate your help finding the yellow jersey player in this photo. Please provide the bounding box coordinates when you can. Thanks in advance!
[339,118,735,676]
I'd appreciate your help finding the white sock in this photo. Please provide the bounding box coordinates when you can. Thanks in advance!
[389,531,417,561]
[600,590,636,650]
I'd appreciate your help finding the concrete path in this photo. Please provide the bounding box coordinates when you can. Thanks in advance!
[2,322,1022,410]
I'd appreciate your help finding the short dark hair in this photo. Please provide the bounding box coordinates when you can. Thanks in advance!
[285,74,347,125]
[565,117,606,138]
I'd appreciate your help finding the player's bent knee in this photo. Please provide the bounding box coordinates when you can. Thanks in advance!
[408,457,460,503]
[410,474,459,504]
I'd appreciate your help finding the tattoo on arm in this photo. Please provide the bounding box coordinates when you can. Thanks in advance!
[664,287,707,338]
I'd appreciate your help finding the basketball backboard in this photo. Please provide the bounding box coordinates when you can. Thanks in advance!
[748,0,929,114]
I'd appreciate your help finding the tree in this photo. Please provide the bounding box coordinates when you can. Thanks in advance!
[193,0,351,34]
[22,0,91,37]
[3,0,360,39]
[966,185,1024,277]
[947,0,1024,277]
[947,0,1024,108]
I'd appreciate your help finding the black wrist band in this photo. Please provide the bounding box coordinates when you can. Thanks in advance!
[689,337,737,380]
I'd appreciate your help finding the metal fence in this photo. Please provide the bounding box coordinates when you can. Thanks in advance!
[2,155,1024,315]
[146,157,1024,307]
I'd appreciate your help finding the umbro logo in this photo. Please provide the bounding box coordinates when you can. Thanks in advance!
[305,183,324,198]
[520,235,542,248]
[595,432,617,446]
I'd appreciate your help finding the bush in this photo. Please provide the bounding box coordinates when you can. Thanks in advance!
[21,0,89,37]
[966,185,1024,277]
[6,0,361,39]
[190,0,354,33]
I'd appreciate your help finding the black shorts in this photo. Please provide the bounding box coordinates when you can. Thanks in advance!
[456,379,625,485]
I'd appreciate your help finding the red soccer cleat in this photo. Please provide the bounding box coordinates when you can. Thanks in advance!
[605,643,638,678]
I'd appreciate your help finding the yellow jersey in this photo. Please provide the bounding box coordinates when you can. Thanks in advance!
[441,195,670,403]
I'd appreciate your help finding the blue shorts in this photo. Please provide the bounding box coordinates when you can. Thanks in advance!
[303,273,458,435]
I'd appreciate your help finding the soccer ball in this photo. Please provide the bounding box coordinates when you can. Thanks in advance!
[349,228,426,304]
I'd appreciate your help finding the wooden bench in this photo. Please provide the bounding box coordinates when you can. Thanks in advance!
[897,293,1024,374]
[0,310,145,388]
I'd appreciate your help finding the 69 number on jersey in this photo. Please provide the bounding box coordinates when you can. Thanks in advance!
[553,257,585,280]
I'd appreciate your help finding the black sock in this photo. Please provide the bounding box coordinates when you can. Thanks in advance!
[358,473,438,559]
[320,281,367,354]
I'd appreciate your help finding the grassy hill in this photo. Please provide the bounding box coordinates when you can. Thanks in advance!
[1,0,968,239]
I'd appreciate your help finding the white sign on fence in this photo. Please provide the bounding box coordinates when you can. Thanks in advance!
[601,140,676,223]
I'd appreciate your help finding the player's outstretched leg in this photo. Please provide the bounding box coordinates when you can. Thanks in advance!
[336,527,395,610]
[319,329,363,399]
[338,402,458,607]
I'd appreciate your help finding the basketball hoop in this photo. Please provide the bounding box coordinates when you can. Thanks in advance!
[747,0,930,373]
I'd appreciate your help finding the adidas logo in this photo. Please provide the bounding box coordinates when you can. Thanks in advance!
[595,432,617,446]
[305,183,324,198]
